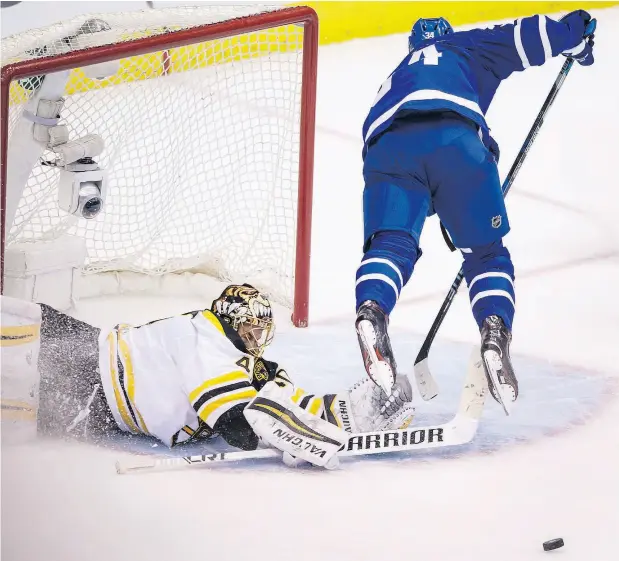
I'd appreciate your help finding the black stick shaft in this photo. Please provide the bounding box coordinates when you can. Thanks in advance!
[414,58,575,366]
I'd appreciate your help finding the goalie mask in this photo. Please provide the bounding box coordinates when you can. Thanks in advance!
[212,284,274,357]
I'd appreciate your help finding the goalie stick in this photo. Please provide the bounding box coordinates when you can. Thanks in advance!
[115,349,487,474]
[414,56,577,402]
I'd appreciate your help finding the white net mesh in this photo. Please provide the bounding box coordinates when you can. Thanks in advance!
[3,5,312,308]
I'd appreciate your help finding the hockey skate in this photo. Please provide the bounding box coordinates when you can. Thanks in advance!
[480,315,518,415]
[355,300,397,395]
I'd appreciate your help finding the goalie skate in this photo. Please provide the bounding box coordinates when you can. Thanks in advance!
[481,315,518,415]
[355,300,396,395]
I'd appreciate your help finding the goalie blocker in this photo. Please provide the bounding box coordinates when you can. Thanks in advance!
[245,382,348,469]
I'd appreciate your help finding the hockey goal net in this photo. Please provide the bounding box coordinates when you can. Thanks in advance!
[1,5,317,326]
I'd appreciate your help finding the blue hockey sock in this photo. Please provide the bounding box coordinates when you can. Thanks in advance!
[355,231,419,315]
[461,240,515,330]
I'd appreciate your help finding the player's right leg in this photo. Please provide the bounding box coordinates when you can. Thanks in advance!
[462,241,518,410]
[428,115,517,409]
[356,123,429,394]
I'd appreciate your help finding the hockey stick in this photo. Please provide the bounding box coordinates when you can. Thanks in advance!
[116,350,487,474]
[414,57,576,402]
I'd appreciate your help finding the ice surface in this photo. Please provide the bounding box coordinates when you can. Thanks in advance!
[2,8,619,561]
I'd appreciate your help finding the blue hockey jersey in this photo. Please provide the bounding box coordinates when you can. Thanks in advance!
[362,14,588,157]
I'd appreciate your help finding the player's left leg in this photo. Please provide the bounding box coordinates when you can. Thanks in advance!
[356,122,429,394]
[355,231,419,395]
[429,118,517,407]
[38,304,118,441]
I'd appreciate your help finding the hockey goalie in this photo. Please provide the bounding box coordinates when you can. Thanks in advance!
[0,285,414,469]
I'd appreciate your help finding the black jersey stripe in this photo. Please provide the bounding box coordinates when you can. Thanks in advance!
[322,394,339,427]
[116,355,141,431]
[192,381,252,413]
[299,394,314,409]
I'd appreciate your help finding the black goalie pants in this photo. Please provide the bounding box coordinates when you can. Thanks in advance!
[38,304,119,442]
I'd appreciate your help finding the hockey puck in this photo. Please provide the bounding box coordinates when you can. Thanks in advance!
[543,538,564,551]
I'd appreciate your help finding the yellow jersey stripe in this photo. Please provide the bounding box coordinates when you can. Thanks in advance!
[197,388,257,424]
[189,370,249,403]
[107,333,140,434]
[201,310,225,335]
[308,397,323,416]
[117,333,149,435]
[290,387,305,404]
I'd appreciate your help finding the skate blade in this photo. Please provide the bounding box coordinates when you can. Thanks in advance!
[356,320,395,395]
[482,349,514,416]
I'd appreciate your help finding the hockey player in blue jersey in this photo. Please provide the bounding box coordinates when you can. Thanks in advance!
[355,11,596,409]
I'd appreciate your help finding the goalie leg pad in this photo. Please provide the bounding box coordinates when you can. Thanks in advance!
[1,296,42,444]
[37,304,115,440]
[244,382,347,469]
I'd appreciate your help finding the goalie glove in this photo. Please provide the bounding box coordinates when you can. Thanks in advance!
[258,371,415,434]
[325,373,415,434]
[244,381,347,469]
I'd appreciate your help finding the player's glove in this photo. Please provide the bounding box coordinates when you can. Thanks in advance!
[560,11,596,66]
[560,9,594,34]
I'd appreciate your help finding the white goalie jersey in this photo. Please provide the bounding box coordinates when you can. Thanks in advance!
[97,307,415,451]
[98,309,261,447]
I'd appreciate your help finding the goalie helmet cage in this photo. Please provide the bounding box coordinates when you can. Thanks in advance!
[0,5,318,326]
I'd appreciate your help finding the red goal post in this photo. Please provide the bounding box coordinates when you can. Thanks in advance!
[1,6,318,326]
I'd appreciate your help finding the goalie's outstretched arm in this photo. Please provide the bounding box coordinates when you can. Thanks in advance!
[244,373,415,469]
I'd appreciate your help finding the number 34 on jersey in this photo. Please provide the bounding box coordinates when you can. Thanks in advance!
[373,45,443,104]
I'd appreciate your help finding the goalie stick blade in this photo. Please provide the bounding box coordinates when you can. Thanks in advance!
[342,348,487,457]
[413,356,439,401]
[458,348,487,420]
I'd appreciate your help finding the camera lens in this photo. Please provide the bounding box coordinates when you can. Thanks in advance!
[82,197,102,219]
[77,181,103,219]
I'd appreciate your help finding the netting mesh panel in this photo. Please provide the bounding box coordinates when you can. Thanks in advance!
[4,5,306,306]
